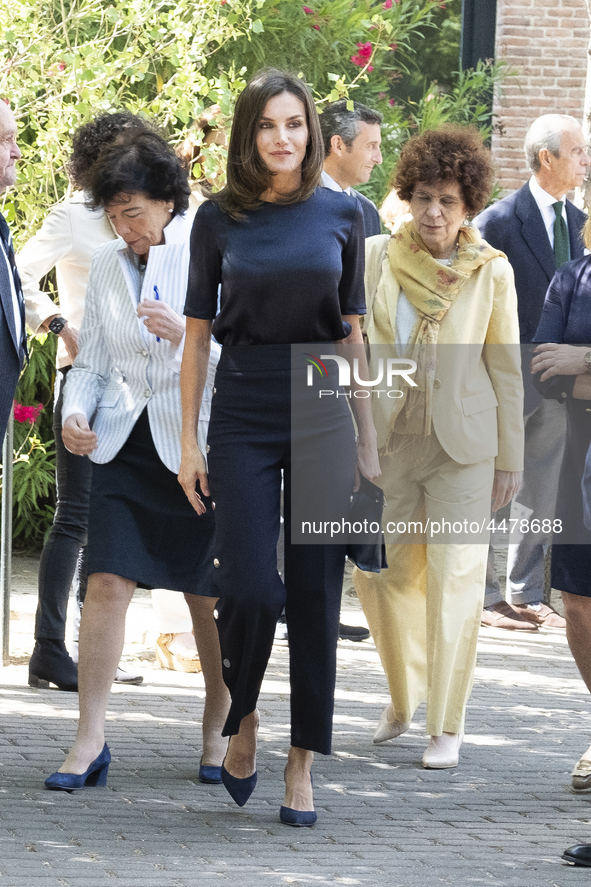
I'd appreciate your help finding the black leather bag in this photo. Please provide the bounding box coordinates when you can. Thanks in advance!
[346,476,388,573]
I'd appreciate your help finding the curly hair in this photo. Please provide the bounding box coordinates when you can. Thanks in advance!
[394,125,493,216]
[87,128,191,217]
[68,112,154,192]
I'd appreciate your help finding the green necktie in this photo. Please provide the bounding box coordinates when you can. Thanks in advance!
[552,201,570,269]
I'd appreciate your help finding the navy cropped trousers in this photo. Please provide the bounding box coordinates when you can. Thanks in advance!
[207,346,356,755]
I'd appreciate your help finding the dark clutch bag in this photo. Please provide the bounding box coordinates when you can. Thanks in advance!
[346,475,388,573]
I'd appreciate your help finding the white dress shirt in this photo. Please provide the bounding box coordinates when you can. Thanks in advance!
[17,192,116,368]
[321,169,352,196]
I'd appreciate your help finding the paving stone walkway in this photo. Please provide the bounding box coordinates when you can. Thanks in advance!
[1,555,591,886]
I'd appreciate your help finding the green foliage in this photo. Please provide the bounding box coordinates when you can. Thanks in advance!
[2,0,261,240]
[1,0,505,235]
[0,0,506,548]
[1,337,58,550]
[406,60,508,138]
[11,432,56,550]
[15,331,57,443]
[1,403,56,551]
[395,0,462,104]
[203,0,441,106]
[357,60,508,207]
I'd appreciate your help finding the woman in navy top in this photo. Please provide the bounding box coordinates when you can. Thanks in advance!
[179,69,379,826]
[531,241,591,801]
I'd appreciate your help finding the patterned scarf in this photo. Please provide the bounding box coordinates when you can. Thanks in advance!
[384,219,504,449]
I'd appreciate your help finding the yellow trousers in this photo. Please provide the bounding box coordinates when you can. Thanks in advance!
[354,441,493,736]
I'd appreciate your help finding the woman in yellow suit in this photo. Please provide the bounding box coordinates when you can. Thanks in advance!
[354,126,524,769]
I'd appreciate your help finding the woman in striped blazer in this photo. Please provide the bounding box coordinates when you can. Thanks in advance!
[44,129,230,792]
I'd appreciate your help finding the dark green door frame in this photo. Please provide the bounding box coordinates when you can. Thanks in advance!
[461,0,497,69]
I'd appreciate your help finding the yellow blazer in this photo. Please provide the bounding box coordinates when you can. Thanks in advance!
[363,234,524,471]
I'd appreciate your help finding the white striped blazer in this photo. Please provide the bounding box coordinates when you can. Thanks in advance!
[63,213,219,473]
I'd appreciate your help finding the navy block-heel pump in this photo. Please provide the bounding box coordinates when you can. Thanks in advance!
[45,743,111,792]
[198,757,223,784]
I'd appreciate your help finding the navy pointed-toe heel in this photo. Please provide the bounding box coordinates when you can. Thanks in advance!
[280,770,316,826]
[279,806,317,827]
[220,762,257,806]
[45,743,111,792]
[198,757,223,784]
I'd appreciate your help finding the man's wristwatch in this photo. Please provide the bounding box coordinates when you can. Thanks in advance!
[48,316,67,335]
[585,350,591,372]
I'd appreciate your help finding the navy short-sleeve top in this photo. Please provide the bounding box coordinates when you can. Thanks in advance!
[184,188,366,345]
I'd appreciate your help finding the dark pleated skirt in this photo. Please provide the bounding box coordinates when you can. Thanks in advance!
[552,398,591,597]
[87,408,216,595]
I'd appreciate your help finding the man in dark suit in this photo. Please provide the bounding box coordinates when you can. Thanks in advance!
[315,100,382,642]
[474,114,589,631]
[0,99,25,444]
[319,100,383,237]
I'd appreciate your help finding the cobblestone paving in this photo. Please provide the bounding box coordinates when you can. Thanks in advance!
[1,557,591,886]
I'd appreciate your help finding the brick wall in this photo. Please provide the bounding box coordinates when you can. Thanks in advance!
[491,0,589,193]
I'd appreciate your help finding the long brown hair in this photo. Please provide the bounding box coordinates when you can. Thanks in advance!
[213,68,323,218]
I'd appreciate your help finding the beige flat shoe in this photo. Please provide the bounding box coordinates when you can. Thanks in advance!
[571,757,591,791]
[373,705,410,744]
[155,633,202,673]
[422,732,464,769]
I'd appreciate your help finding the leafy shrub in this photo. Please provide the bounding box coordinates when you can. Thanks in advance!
[0,0,504,549]
[2,395,56,551]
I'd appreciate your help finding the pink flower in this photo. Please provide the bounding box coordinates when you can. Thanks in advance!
[388,98,396,106]
[220,0,227,4]
[378,92,387,100]
[312,23,320,29]
[13,403,43,425]
[356,42,372,59]
[383,0,393,7]
[303,5,314,12]
[389,43,397,52]
[48,61,66,77]
[351,53,373,71]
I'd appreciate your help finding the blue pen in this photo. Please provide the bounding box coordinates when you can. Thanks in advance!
[153,285,161,341]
